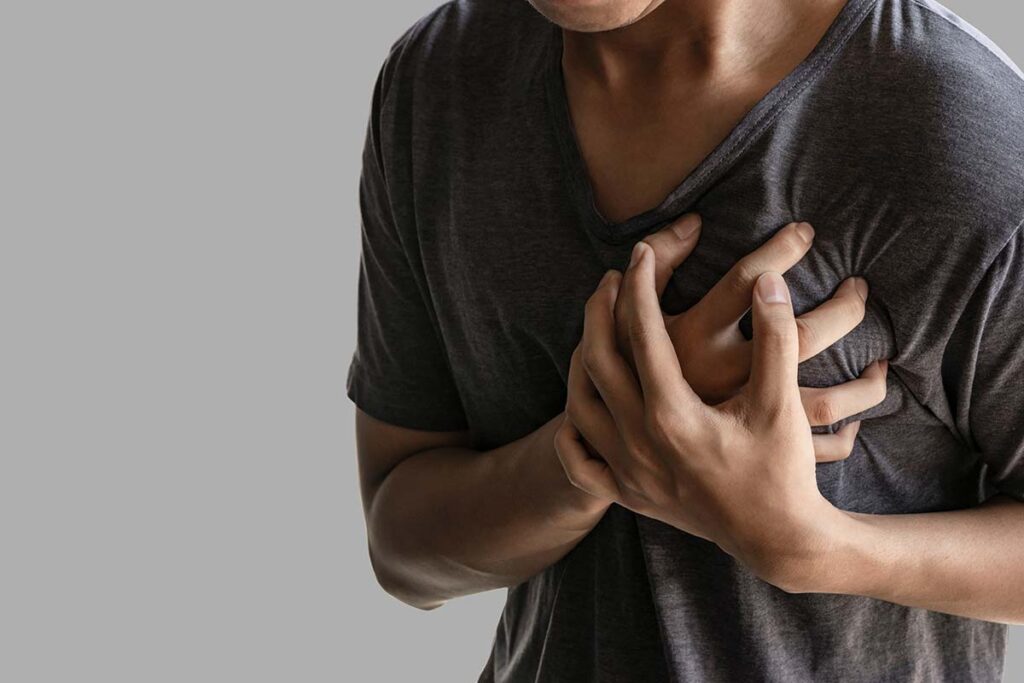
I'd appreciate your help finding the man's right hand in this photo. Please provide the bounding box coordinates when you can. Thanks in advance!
[608,213,888,463]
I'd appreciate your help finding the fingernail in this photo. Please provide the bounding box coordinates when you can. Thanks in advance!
[757,272,790,304]
[794,222,815,243]
[598,270,614,287]
[854,277,869,301]
[629,241,646,269]
[670,213,702,240]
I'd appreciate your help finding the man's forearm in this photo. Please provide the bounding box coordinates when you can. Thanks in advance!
[787,493,1024,625]
[366,413,608,609]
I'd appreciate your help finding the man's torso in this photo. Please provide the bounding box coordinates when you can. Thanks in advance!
[373,0,1024,679]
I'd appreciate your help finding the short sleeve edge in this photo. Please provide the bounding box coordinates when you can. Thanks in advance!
[346,357,470,433]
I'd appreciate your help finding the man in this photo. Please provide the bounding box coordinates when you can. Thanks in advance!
[347,0,1024,680]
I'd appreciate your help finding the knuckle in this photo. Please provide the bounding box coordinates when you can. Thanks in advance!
[642,234,679,268]
[813,398,840,426]
[844,423,862,450]
[622,433,648,462]
[622,434,656,470]
[640,234,659,252]
[645,406,680,445]
[729,258,761,294]
[553,420,570,442]
[562,464,583,490]
[565,398,584,426]
[701,409,739,444]
[758,320,797,348]
[871,373,889,404]
[843,294,867,325]
[755,394,797,425]
[795,318,823,354]
[556,419,578,446]
[781,229,808,259]
[580,340,601,375]
[627,316,652,346]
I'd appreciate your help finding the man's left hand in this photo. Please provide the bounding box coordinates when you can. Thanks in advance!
[554,240,845,589]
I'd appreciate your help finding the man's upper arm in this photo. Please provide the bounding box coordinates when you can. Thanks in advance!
[942,224,1024,502]
[354,408,472,514]
[346,44,468,435]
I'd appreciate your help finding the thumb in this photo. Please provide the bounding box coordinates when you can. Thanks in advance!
[639,213,702,295]
[746,271,800,410]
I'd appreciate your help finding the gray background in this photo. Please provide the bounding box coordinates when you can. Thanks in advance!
[0,1,1019,681]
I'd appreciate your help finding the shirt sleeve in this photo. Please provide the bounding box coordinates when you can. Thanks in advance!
[942,224,1024,502]
[345,53,469,432]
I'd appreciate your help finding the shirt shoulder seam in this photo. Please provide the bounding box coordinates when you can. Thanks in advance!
[907,0,1024,82]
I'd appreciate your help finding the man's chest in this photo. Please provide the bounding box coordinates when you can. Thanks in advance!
[414,174,985,511]
[423,185,914,418]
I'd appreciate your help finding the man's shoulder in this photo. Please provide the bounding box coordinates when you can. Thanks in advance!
[377,0,548,103]
[860,0,1024,145]
[896,0,1023,82]
[821,0,1024,235]
[905,0,1024,226]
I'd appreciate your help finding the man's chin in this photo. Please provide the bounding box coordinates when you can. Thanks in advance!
[526,0,657,33]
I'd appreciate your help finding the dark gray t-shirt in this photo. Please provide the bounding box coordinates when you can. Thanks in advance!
[346,0,1024,680]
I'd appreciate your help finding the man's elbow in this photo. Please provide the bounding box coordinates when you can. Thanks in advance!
[367,541,448,611]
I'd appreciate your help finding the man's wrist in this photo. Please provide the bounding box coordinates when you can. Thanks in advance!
[764,505,874,595]
[550,444,614,529]
[530,413,611,531]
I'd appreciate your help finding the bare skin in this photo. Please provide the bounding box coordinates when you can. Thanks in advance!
[357,217,883,609]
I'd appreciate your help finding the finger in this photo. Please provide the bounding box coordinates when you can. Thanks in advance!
[620,241,702,409]
[795,277,869,362]
[812,420,862,462]
[554,419,621,501]
[614,214,701,368]
[639,213,702,294]
[566,347,621,457]
[691,222,814,332]
[746,271,800,410]
[581,270,644,423]
[799,359,888,426]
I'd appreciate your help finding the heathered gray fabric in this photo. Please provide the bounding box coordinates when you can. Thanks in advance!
[346,0,1024,680]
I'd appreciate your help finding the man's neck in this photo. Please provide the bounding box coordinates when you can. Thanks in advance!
[561,0,849,91]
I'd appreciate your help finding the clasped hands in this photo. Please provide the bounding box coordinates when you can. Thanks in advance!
[555,213,888,591]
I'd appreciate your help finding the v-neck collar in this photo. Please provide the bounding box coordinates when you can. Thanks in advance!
[542,0,879,245]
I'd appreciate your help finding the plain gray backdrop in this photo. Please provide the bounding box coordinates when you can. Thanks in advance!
[1,1,1019,681]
